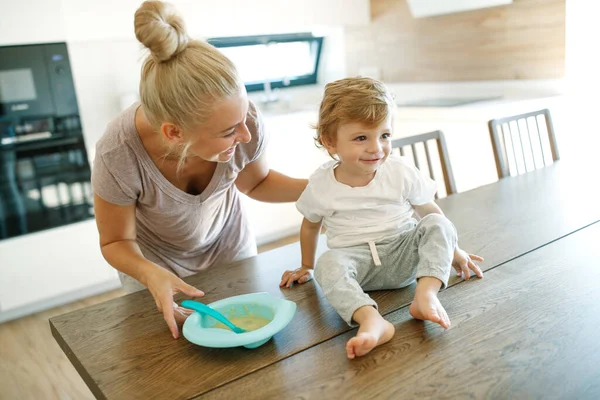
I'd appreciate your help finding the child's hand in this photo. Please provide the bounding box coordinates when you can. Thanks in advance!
[452,248,484,280]
[280,267,313,288]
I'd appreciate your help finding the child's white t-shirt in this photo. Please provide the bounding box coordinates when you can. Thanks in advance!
[296,155,437,249]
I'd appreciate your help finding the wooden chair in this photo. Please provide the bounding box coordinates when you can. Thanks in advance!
[488,109,560,179]
[391,130,456,198]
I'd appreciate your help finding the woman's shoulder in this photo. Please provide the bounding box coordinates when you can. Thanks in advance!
[93,104,143,183]
[232,101,268,169]
[245,101,263,140]
[91,104,144,203]
[95,104,140,163]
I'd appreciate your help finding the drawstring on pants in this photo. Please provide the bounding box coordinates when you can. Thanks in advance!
[368,241,382,266]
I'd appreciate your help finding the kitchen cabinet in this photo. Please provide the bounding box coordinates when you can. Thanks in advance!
[0,220,120,323]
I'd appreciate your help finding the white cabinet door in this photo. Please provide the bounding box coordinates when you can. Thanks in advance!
[0,220,119,314]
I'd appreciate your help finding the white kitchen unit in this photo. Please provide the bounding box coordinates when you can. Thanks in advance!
[0,220,120,323]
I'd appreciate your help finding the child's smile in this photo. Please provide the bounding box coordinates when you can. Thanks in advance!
[325,117,393,186]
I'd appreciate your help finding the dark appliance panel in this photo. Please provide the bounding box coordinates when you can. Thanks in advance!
[0,42,93,241]
[44,43,78,117]
[0,44,55,118]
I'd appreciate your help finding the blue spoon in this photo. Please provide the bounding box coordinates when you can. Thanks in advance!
[181,300,246,334]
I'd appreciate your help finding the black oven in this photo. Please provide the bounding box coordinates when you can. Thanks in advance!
[0,43,93,240]
[0,43,78,119]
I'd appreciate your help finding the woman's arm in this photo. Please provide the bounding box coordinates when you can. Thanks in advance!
[94,194,204,338]
[235,153,308,202]
[94,193,155,282]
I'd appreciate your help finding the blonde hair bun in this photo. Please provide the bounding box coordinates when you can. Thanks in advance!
[134,1,189,62]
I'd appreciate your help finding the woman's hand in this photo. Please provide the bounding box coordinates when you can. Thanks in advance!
[452,248,484,280]
[280,267,313,288]
[143,267,205,339]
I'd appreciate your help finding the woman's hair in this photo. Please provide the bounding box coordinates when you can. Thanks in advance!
[134,1,243,138]
[314,77,396,153]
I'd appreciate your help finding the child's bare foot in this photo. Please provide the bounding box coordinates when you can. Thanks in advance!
[347,306,395,359]
[409,277,451,329]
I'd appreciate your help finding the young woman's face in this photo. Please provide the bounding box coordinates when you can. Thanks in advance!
[188,91,251,163]
[325,116,393,177]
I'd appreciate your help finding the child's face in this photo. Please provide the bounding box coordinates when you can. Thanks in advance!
[325,116,392,175]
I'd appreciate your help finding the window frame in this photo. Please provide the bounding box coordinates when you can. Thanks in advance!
[208,33,324,92]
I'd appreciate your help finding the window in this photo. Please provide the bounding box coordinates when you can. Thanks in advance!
[209,33,324,92]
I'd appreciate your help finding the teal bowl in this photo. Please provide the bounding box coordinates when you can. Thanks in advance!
[182,292,296,349]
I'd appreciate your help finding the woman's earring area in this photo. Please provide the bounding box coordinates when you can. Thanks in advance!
[161,122,185,144]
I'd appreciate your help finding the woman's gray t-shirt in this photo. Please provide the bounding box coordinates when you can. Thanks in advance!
[91,102,267,277]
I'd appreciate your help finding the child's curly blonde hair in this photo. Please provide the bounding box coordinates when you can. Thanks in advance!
[314,77,396,152]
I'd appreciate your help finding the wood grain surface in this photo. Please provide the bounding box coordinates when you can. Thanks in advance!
[345,0,565,82]
[201,221,600,399]
[50,161,600,399]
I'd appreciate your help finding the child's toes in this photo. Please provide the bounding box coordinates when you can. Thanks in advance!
[346,340,357,359]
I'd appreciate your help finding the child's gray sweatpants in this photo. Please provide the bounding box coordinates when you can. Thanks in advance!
[314,214,457,326]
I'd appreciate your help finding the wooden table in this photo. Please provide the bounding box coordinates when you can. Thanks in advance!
[50,162,600,400]
[204,220,600,400]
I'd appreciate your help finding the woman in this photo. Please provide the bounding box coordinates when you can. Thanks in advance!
[92,1,307,339]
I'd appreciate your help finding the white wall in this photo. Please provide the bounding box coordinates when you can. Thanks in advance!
[562,0,600,160]
[565,0,600,95]
[0,0,66,45]
[59,0,369,40]
[67,40,144,158]
[0,0,368,44]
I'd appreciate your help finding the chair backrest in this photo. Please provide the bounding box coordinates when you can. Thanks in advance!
[488,109,559,179]
[391,130,456,198]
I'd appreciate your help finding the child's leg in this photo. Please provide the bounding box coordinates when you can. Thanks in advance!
[347,305,395,359]
[381,214,457,328]
[314,248,395,358]
[409,214,457,328]
[409,276,451,329]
